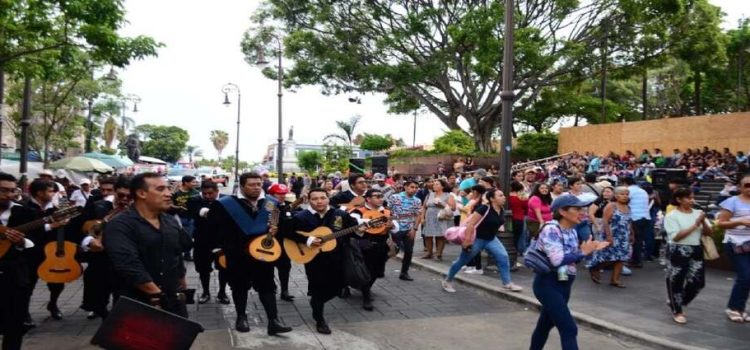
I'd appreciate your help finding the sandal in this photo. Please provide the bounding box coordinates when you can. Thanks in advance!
[436,255,443,261]
[726,309,744,323]
[589,269,601,284]
[672,314,687,324]
[421,254,433,259]
[609,282,626,288]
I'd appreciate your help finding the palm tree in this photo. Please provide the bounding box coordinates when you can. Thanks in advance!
[210,130,229,160]
[185,145,202,163]
[324,115,362,146]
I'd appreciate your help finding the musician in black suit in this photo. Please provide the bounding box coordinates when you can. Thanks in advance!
[266,183,296,302]
[22,179,73,324]
[207,172,292,335]
[188,180,229,305]
[289,188,359,334]
[78,176,131,319]
[329,173,367,208]
[0,173,38,350]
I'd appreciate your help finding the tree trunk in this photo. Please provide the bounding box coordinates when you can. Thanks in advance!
[642,68,648,120]
[694,70,702,116]
[472,124,494,152]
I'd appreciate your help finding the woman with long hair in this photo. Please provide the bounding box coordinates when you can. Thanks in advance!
[442,188,523,293]
[716,173,750,323]
[421,179,455,260]
[664,188,711,324]
[526,183,553,238]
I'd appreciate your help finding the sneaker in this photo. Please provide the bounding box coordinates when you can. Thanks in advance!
[621,266,632,276]
[462,267,476,274]
[441,280,456,293]
[467,268,484,275]
[503,283,523,292]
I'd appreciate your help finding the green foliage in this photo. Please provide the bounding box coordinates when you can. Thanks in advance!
[359,133,393,151]
[210,130,230,159]
[433,130,476,155]
[100,147,117,155]
[297,151,322,173]
[512,132,559,161]
[324,115,361,146]
[321,144,351,173]
[135,124,190,163]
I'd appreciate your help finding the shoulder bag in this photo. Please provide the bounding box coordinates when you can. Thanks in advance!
[444,206,490,245]
[523,223,560,274]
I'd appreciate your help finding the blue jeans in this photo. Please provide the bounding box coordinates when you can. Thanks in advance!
[631,218,654,264]
[575,221,591,242]
[446,237,511,285]
[726,243,750,312]
[530,273,578,350]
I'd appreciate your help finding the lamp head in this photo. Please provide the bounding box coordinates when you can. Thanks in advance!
[223,92,231,106]
[255,46,270,67]
[105,67,118,81]
[132,103,139,113]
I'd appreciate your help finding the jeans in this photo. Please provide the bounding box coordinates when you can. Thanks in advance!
[446,237,511,285]
[631,218,654,264]
[392,230,415,275]
[530,273,578,350]
[726,243,750,312]
[512,219,527,255]
[575,221,591,242]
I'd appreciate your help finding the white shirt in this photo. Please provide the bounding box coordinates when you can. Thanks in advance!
[69,189,91,207]
[1,202,34,249]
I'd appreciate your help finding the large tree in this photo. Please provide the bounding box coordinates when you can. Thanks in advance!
[210,130,229,160]
[243,0,679,151]
[135,124,190,163]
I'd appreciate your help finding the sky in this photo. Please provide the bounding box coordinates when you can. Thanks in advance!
[117,0,746,163]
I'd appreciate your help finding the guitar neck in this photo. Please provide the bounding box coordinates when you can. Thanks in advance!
[13,216,48,233]
[320,224,364,243]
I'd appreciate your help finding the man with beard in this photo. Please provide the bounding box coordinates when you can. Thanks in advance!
[207,172,292,335]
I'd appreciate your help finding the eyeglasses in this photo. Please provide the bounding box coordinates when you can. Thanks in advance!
[0,187,16,194]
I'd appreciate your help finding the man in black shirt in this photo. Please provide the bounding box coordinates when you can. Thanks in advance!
[266,183,296,302]
[329,173,367,208]
[104,173,188,317]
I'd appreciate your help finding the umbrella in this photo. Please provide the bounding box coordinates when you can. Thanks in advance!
[138,155,167,165]
[82,152,134,169]
[48,157,114,173]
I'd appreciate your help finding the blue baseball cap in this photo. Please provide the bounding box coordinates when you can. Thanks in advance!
[551,194,594,213]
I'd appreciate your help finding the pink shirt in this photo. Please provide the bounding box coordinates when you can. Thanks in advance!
[527,195,552,222]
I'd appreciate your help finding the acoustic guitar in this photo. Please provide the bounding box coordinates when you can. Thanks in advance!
[0,206,83,259]
[247,202,282,262]
[81,205,128,239]
[284,216,388,264]
[340,196,365,211]
[38,207,86,283]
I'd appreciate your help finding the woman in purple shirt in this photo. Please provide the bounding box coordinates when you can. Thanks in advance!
[529,195,609,350]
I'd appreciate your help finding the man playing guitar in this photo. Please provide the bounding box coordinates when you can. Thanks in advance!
[289,188,360,334]
[0,172,37,350]
[207,173,292,335]
[349,189,400,311]
[266,183,296,302]
[78,176,131,319]
[330,173,367,211]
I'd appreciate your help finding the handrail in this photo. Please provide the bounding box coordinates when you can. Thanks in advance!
[511,152,573,171]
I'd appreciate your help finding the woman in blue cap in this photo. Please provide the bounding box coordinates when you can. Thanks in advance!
[529,194,610,350]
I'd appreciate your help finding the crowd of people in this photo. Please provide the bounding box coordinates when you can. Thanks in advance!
[1,151,750,350]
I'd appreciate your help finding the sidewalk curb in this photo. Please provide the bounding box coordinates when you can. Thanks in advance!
[397,256,708,350]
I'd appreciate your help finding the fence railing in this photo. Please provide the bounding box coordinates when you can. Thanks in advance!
[511,152,573,172]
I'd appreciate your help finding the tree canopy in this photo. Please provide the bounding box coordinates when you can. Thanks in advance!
[135,124,190,163]
[359,133,393,151]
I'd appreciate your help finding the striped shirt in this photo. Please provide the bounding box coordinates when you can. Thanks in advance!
[720,196,750,244]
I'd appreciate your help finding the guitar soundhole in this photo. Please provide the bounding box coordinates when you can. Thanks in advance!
[261,239,273,249]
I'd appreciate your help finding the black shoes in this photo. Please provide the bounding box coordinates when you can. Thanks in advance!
[267,318,292,336]
[339,287,351,299]
[280,291,295,302]
[23,315,36,330]
[47,303,63,320]
[362,298,374,311]
[183,253,194,262]
[236,314,250,333]
[399,273,414,281]
[217,293,230,304]
[198,293,211,304]
[87,311,97,320]
[316,320,332,334]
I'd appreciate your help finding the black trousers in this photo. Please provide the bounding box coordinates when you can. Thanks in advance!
[274,249,292,293]
[666,244,705,314]
[0,265,30,350]
[81,253,115,316]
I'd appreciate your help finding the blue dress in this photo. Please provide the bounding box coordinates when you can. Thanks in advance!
[589,205,631,266]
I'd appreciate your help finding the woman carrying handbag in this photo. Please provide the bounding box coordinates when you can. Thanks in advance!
[441,188,523,293]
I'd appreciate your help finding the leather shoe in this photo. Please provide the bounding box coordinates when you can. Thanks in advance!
[399,274,414,281]
[217,293,231,305]
[339,287,351,299]
[235,315,250,333]
[362,298,374,311]
[198,293,210,304]
[280,291,295,302]
[87,311,97,320]
[47,303,63,320]
[316,321,332,335]
[23,315,36,330]
[267,318,292,335]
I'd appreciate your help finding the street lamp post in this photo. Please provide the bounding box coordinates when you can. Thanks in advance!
[222,83,241,195]
[412,109,417,148]
[0,67,5,165]
[256,35,285,184]
[85,98,94,153]
[19,77,32,175]
[499,0,516,196]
